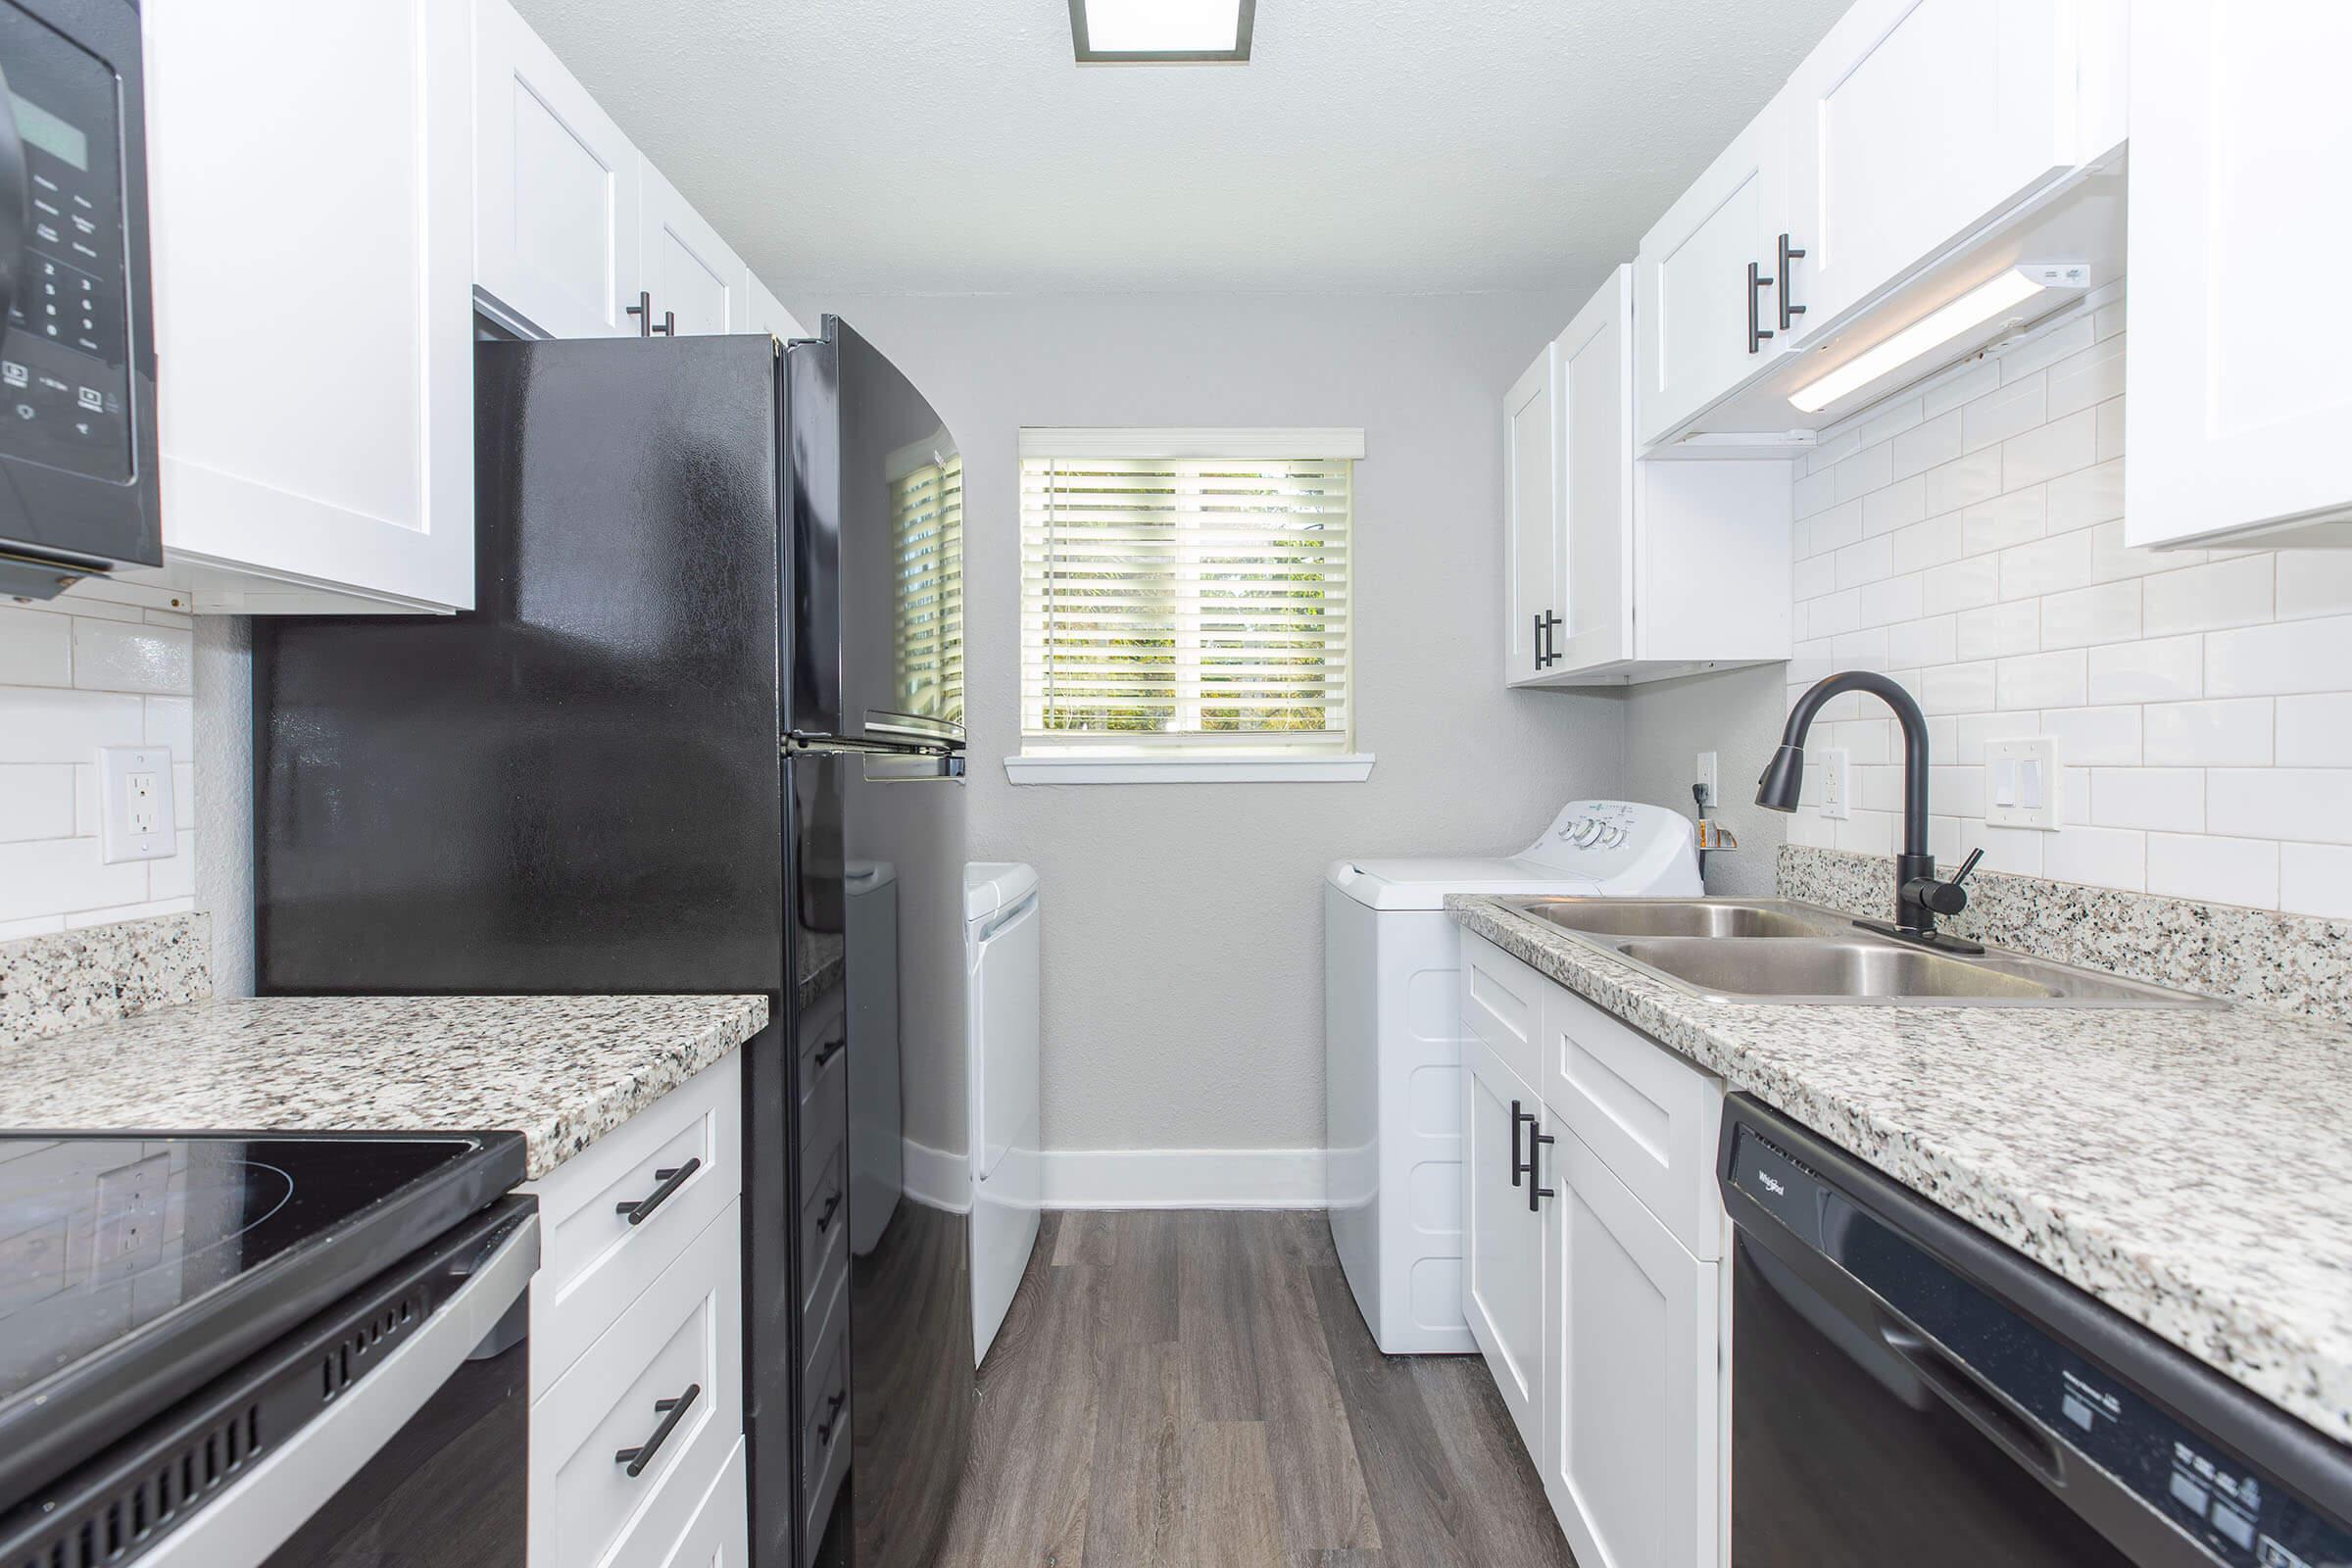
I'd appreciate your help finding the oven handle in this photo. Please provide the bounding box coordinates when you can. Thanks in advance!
[138,1209,540,1568]
[0,57,26,329]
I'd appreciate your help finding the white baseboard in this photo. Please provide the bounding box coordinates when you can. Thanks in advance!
[901,1136,971,1214]
[1040,1148,1328,1209]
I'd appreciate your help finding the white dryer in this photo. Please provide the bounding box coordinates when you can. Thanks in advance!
[965,861,1042,1365]
[1324,800,1699,1353]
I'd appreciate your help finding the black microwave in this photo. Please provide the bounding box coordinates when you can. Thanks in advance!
[0,0,156,600]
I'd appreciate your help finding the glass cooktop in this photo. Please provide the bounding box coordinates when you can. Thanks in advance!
[0,1133,516,1442]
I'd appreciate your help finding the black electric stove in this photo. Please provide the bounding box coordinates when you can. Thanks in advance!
[0,1130,525,1517]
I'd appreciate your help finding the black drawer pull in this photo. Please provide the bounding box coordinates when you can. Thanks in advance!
[615,1157,701,1225]
[812,1034,846,1069]
[814,1191,842,1234]
[816,1388,847,1446]
[1528,1129,1556,1213]
[614,1383,701,1477]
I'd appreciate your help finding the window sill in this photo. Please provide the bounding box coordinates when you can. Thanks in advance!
[1003,753,1376,785]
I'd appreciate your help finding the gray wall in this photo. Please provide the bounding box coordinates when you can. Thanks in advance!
[801,290,1621,1153]
[1616,662,1790,899]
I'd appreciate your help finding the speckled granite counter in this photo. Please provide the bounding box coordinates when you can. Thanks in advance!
[0,992,769,1180]
[1448,894,2352,1446]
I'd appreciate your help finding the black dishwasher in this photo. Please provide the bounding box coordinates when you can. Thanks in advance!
[1719,1096,2352,1568]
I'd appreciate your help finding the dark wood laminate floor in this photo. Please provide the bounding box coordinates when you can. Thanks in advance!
[937,1211,1576,1568]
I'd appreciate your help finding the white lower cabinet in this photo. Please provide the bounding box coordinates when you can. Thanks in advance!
[1544,1130,1720,1568]
[1460,943,1727,1568]
[1463,1037,1548,1453]
[661,1439,752,1568]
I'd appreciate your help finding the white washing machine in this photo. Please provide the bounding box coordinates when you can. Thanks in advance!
[1324,800,1700,1353]
[965,861,1042,1366]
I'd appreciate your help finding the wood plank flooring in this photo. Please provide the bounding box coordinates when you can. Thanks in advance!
[936,1211,1576,1567]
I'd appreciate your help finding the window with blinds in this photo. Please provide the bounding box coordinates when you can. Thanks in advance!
[891,452,964,726]
[1019,431,1358,752]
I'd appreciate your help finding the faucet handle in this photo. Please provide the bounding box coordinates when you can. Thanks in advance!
[1917,848,1984,916]
[1948,847,1984,888]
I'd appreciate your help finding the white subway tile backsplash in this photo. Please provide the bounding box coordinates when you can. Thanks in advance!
[2144,699,2274,768]
[1923,361,2002,420]
[2002,318,2096,383]
[1892,514,1961,575]
[2207,614,2352,698]
[1862,473,1927,537]
[2036,580,2140,651]
[1886,614,1957,669]
[1792,466,1838,520]
[1998,531,2093,601]
[2045,459,2123,534]
[2046,334,2126,418]
[2002,408,2097,490]
[1959,489,2047,557]
[2278,695,2352,766]
[0,609,74,688]
[1963,373,2047,453]
[2207,769,2352,845]
[1926,448,2003,514]
[2038,704,2142,766]
[1997,649,2086,710]
[1859,572,1925,629]
[1836,535,1894,590]
[2091,767,2205,833]
[2088,635,2203,704]
[2089,520,2198,583]
[71,620,192,696]
[1836,438,1895,502]
[1889,408,1964,481]
[1856,397,1924,450]
[144,696,194,752]
[1831,627,1890,672]
[1793,552,1838,601]
[1924,556,2000,615]
[1921,660,1997,715]
[1955,600,2039,661]
[2142,555,2275,637]
[0,837,150,923]
[1806,590,1863,640]
[1808,499,1865,557]
[2146,833,2279,909]
[2042,825,2146,891]
[0,765,75,843]
[1808,428,1863,474]
[2095,396,2125,463]
[2279,844,2352,919]
[2276,550,2352,620]
[0,688,144,763]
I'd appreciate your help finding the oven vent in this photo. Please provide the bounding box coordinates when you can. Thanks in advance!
[319,1291,423,1402]
[16,1403,261,1568]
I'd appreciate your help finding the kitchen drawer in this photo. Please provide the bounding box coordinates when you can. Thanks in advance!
[529,1199,745,1568]
[799,1012,848,1195]
[1461,931,1545,1090]
[523,1051,741,1398]
[658,1437,749,1568]
[1541,985,1725,1260]
[800,1312,851,1550]
[799,1143,848,1321]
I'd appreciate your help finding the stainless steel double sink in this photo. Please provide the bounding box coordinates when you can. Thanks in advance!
[1498,897,2219,1007]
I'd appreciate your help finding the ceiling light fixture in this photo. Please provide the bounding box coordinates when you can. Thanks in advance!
[1787,264,2090,415]
[1069,0,1254,63]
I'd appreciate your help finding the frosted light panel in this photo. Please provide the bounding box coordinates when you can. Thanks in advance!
[1082,0,1242,52]
[1788,270,2046,413]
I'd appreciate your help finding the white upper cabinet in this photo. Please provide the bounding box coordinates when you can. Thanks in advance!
[1511,269,1792,688]
[2125,3,2352,549]
[745,271,808,345]
[641,167,748,336]
[1633,91,1791,449]
[1782,0,2088,334]
[474,0,644,339]
[142,0,475,612]
[1503,341,1563,685]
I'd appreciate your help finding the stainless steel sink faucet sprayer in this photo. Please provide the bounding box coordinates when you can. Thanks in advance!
[1754,670,1985,954]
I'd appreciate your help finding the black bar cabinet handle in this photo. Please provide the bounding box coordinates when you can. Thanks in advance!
[625,290,655,338]
[1542,611,1562,667]
[1528,1129,1556,1213]
[816,1388,847,1445]
[1509,1099,1527,1186]
[615,1157,701,1225]
[614,1383,701,1476]
[814,1191,842,1234]
[1747,261,1775,354]
[1778,233,1807,331]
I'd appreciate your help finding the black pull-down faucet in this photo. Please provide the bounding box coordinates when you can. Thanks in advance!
[1754,670,1985,952]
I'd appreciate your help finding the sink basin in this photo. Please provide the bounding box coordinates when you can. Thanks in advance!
[1491,896,2220,1007]
[1611,937,2058,1002]
[1527,900,1826,939]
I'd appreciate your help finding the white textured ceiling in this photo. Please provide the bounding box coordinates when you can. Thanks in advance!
[512,0,1851,295]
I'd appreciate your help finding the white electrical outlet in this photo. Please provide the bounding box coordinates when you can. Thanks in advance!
[1693,751,1719,809]
[1817,747,1851,820]
[1986,736,2062,829]
[99,745,177,863]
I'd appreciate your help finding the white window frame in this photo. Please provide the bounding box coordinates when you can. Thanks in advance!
[1007,426,1373,785]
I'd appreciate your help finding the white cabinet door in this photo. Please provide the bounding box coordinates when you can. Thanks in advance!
[1782,0,2082,335]
[143,0,474,612]
[1544,1130,1720,1568]
[1553,268,1635,675]
[1463,1040,1548,1456]
[745,272,808,345]
[474,0,643,339]
[1634,90,1790,448]
[1503,341,1562,686]
[2125,4,2352,549]
[641,166,746,336]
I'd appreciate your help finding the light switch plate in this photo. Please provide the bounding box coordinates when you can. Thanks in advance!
[98,745,177,863]
[1817,748,1850,820]
[1985,736,2061,829]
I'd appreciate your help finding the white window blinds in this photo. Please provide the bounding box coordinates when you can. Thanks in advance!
[1019,431,1358,750]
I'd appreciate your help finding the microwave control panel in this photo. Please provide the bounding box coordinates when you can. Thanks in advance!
[0,0,132,485]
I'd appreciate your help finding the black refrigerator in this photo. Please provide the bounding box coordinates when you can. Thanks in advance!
[254,321,975,1568]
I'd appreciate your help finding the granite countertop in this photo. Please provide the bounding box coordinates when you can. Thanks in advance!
[1448,894,2352,1446]
[0,993,769,1181]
